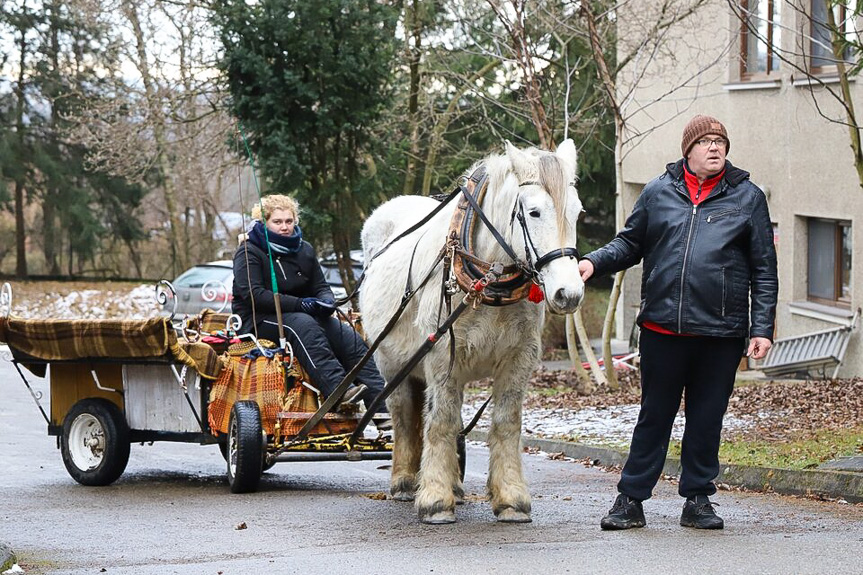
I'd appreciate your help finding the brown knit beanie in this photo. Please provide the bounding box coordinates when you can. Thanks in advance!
[681,115,730,157]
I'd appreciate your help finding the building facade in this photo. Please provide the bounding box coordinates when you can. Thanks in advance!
[616,1,862,376]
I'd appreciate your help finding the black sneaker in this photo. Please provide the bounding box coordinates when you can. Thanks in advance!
[680,495,724,529]
[340,384,368,405]
[600,494,646,530]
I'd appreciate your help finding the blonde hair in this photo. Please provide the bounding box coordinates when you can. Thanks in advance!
[251,194,299,223]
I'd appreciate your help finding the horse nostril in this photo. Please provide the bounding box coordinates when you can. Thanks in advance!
[553,287,583,309]
[554,287,567,303]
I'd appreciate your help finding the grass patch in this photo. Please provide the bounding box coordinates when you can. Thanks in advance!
[667,427,863,470]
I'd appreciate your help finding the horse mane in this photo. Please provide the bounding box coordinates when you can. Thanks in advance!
[477,147,571,251]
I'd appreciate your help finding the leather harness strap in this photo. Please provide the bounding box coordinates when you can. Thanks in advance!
[448,167,534,306]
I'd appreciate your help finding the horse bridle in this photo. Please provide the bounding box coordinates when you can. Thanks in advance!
[448,166,580,306]
[513,181,581,279]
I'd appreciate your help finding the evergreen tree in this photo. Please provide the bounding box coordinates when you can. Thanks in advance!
[212,0,400,287]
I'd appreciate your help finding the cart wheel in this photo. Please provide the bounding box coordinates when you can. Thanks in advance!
[457,434,467,482]
[60,398,130,486]
[219,436,274,472]
[227,401,263,493]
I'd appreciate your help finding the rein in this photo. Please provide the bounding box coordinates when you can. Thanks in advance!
[447,166,580,306]
[290,162,580,447]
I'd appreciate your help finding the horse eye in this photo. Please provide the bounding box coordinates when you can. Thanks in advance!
[529,210,540,218]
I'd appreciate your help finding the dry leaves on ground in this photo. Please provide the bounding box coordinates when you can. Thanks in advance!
[727,378,863,441]
[470,367,863,444]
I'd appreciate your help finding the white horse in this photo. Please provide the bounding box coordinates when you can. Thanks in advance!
[359,140,584,524]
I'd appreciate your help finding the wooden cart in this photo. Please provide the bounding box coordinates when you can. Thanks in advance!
[0,286,391,493]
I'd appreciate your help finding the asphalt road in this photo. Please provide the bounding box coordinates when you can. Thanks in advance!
[1,357,862,575]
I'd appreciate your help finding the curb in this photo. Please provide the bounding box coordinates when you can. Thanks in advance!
[0,542,16,572]
[467,431,863,503]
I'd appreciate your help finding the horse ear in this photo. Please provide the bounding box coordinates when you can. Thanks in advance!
[505,140,534,180]
[556,139,578,171]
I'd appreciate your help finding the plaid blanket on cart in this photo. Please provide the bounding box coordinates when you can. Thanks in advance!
[208,342,357,437]
[208,345,285,435]
[0,316,224,379]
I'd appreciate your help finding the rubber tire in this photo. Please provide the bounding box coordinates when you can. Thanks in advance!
[60,398,131,486]
[226,401,263,493]
[457,434,467,482]
[219,432,274,472]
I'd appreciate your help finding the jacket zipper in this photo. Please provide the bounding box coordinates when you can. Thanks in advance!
[721,267,726,317]
[275,258,287,280]
[707,210,736,223]
[678,204,698,332]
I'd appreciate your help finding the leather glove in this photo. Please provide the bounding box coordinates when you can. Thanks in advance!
[298,297,318,315]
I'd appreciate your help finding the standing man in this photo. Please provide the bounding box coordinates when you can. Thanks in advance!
[579,115,778,530]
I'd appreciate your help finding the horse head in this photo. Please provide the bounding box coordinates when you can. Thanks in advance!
[504,139,585,315]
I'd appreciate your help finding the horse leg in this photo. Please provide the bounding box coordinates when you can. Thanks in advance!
[389,376,424,501]
[487,351,534,523]
[415,374,463,524]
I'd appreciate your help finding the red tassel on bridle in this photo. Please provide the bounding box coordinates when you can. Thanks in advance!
[528,283,544,303]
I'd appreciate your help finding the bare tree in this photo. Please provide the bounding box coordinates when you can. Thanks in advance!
[67,0,244,278]
[569,0,727,388]
[728,0,863,190]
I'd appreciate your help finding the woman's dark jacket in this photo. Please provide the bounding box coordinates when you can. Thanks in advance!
[232,239,334,332]
[584,159,778,340]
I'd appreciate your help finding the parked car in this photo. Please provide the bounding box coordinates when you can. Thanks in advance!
[161,253,364,318]
[160,260,234,317]
[319,250,364,299]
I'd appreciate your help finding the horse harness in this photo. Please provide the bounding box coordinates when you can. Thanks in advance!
[288,164,580,448]
[445,166,580,307]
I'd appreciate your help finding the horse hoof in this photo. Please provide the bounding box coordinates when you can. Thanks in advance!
[421,510,457,525]
[392,491,415,502]
[496,508,532,523]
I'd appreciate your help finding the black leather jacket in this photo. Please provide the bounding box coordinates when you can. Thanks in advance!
[584,160,777,339]
[232,240,334,332]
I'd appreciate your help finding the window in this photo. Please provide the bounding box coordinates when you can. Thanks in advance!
[808,218,851,306]
[810,0,855,73]
[741,0,782,78]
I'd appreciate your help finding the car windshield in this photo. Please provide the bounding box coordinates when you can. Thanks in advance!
[173,266,233,288]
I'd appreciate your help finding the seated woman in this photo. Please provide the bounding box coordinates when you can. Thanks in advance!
[232,194,391,430]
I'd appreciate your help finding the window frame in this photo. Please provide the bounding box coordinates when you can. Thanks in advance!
[740,0,782,80]
[807,218,852,308]
[809,0,855,75]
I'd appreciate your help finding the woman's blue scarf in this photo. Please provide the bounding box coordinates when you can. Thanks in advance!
[248,221,303,254]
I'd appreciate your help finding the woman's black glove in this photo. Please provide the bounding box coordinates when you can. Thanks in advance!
[298,297,318,315]
[314,299,336,317]
[298,297,336,317]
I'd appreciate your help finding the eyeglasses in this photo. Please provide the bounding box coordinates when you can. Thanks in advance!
[695,138,727,149]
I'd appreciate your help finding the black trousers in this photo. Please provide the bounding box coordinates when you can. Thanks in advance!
[255,312,387,412]
[618,329,744,501]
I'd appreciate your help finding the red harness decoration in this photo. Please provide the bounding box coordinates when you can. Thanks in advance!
[528,283,544,303]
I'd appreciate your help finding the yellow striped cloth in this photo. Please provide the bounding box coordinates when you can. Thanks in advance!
[0,316,224,379]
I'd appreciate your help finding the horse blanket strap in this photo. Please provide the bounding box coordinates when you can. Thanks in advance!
[448,167,534,306]
[460,396,491,436]
[349,263,506,445]
[281,245,448,448]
